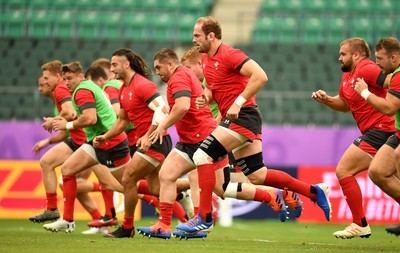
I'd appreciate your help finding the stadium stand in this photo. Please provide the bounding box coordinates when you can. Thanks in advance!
[0,0,394,126]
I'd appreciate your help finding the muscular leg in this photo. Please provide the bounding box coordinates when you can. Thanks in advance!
[336,143,371,227]
[370,144,400,202]
[39,142,73,210]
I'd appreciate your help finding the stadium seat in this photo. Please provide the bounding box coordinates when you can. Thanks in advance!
[348,0,372,13]
[122,12,149,41]
[260,0,281,11]
[76,11,100,40]
[53,10,75,39]
[349,16,374,43]
[326,16,347,45]
[4,0,28,9]
[303,0,328,12]
[51,0,72,9]
[28,9,52,38]
[100,12,123,40]
[3,9,27,38]
[278,16,299,43]
[373,16,395,39]
[116,0,139,9]
[325,0,350,13]
[300,16,326,44]
[252,16,279,43]
[375,0,396,13]
[28,0,51,9]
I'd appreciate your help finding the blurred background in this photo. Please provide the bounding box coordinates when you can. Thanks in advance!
[0,0,398,124]
[0,0,399,224]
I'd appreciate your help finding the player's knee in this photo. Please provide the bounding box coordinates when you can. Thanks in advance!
[236,152,265,176]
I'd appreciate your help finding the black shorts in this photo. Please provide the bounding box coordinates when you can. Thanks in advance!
[353,129,395,155]
[220,105,262,139]
[63,138,81,152]
[384,134,400,149]
[175,141,201,161]
[94,138,130,168]
[129,145,138,157]
[139,134,172,162]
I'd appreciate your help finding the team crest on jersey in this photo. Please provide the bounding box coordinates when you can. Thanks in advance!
[214,61,219,70]
[120,95,124,100]
[129,92,133,100]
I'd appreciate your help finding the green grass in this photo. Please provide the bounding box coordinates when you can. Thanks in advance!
[1,218,399,253]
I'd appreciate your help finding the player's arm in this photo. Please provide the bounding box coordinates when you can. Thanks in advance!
[94,108,130,147]
[238,59,268,102]
[158,94,189,131]
[32,131,68,153]
[59,100,77,121]
[355,77,400,116]
[311,90,350,112]
[383,73,393,89]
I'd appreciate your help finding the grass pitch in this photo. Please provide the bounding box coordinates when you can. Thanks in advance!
[1,218,399,253]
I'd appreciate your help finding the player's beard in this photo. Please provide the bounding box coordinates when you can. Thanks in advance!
[340,58,353,72]
[199,40,211,53]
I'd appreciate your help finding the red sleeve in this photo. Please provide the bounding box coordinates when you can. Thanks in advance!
[74,89,96,108]
[389,74,400,93]
[360,64,383,88]
[136,79,159,104]
[226,47,249,71]
[104,86,120,104]
[170,71,192,96]
[54,85,72,106]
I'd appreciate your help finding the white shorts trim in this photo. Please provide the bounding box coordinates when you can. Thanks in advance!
[80,143,100,163]
[219,125,247,143]
[137,152,161,167]
[232,141,251,153]
[174,148,195,166]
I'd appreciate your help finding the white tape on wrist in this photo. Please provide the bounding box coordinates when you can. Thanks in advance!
[66,121,75,130]
[360,89,372,100]
[234,95,247,107]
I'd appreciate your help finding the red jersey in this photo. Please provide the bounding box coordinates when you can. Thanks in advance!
[339,58,395,133]
[53,81,86,145]
[119,74,159,143]
[167,66,217,144]
[202,44,257,117]
[104,86,120,104]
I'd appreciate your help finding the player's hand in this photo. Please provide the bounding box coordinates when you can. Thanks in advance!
[137,135,152,152]
[93,135,107,148]
[226,103,240,119]
[354,78,368,95]
[195,94,208,109]
[51,117,67,131]
[32,139,50,154]
[148,125,166,145]
[42,117,55,133]
[311,90,328,103]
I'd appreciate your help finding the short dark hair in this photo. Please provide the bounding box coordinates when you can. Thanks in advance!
[340,38,371,58]
[196,16,222,40]
[85,65,107,81]
[62,61,83,74]
[375,37,400,55]
[153,48,179,64]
